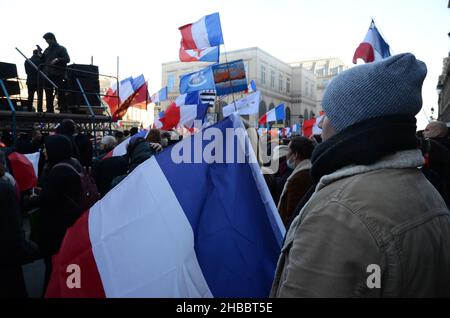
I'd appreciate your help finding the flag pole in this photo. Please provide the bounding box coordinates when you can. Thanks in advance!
[222,43,237,112]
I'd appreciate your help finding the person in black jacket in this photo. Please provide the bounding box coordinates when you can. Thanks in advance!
[41,32,70,113]
[32,134,83,290]
[24,49,43,112]
[0,150,40,298]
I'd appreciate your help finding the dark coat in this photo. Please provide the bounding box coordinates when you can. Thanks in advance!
[24,55,42,86]
[41,43,70,78]
[277,161,313,227]
[0,176,39,298]
[92,156,128,197]
[74,133,93,168]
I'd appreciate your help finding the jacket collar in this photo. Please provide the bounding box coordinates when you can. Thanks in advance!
[316,149,424,192]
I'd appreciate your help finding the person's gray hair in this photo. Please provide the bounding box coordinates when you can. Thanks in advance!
[101,135,117,150]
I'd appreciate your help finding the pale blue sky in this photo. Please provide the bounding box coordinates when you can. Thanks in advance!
[1,0,449,128]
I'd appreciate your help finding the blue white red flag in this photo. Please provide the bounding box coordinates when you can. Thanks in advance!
[45,114,284,298]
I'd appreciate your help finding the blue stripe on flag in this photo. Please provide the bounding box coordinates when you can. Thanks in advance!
[155,115,283,297]
[205,13,224,47]
[275,103,285,120]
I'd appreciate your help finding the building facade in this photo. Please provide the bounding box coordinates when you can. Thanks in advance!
[161,47,347,127]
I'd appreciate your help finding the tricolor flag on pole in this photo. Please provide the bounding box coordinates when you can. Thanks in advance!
[45,114,284,298]
[179,13,224,50]
[160,92,208,130]
[353,19,391,64]
[258,103,285,125]
[151,87,168,104]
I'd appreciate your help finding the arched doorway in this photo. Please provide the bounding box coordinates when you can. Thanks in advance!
[285,107,291,127]
[259,100,267,118]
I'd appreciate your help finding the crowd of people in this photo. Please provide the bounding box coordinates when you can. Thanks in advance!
[1,52,450,298]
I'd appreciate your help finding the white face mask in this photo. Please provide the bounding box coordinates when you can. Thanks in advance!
[286,155,296,170]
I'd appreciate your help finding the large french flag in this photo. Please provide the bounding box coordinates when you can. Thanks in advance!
[258,104,285,126]
[179,13,224,50]
[179,45,220,63]
[353,19,391,64]
[45,114,284,298]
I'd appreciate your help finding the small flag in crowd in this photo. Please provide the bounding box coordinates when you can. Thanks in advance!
[179,13,224,50]
[353,19,391,64]
[160,92,208,130]
[8,152,38,192]
[179,67,216,94]
[246,80,257,94]
[45,114,284,298]
[259,103,285,125]
[222,91,260,118]
[151,87,168,103]
[302,114,324,137]
[180,45,220,63]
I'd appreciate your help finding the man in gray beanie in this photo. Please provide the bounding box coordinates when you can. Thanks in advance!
[271,53,450,297]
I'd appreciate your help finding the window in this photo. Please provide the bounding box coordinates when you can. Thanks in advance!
[270,70,275,89]
[261,65,266,85]
[310,84,314,98]
[305,82,309,97]
[279,74,283,92]
[167,73,176,93]
[286,78,291,93]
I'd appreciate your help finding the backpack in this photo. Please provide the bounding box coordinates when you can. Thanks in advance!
[54,162,100,212]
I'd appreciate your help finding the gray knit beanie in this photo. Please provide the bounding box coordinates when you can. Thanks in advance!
[322,53,427,132]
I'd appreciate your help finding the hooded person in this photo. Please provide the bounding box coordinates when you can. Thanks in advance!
[0,150,40,298]
[33,134,84,291]
[271,53,450,297]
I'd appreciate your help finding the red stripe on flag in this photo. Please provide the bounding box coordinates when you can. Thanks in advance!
[45,211,106,298]
[179,24,197,50]
[8,152,37,192]
[258,114,267,126]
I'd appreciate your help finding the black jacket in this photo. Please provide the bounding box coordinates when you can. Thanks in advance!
[41,43,70,78]
[0,176,39,298]
[24,55,42,86]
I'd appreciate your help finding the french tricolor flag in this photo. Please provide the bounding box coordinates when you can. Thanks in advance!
[8,152,39,192]
[258,103,285,126]
[159,92,207,130]
[179,13,224,50]
[45,114,284,298]
[151,87,168,104]
[302,115,324,137]
[353,19,391,64]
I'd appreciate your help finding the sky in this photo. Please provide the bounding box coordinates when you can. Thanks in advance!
[1,0,449,129]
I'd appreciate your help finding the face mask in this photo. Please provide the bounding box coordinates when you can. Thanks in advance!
[286,156,296,170]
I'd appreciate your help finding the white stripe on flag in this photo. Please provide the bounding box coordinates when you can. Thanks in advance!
[24,152,40,178]
[192,16,211,49]
[89,156,212,297]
